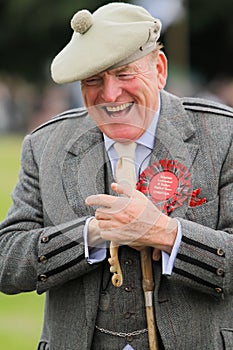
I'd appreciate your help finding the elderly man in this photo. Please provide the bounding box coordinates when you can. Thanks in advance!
[0,2,233,350]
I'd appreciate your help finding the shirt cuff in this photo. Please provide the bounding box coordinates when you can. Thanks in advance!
[83,217,107,264]
[162,220,182,275]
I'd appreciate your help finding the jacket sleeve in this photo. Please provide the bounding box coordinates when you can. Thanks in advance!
[171,138,233,298]
[0,135,99,295]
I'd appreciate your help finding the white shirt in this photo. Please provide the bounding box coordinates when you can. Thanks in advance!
[84,106,181,274]
[103,107,159,179]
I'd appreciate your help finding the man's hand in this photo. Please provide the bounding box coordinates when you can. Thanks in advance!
[85,183,178,256]
[86,217,105,249]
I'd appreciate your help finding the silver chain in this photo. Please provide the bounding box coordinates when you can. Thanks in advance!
[95,325,148,338]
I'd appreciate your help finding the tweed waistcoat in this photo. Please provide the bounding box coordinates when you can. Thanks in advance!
[91,246,150,350]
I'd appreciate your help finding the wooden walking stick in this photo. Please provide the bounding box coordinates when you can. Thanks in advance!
[140,247,159,350]
[109,245,159,349]
[108,219,159,347]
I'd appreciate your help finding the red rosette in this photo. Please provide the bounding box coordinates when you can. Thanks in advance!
[136,159,192,214]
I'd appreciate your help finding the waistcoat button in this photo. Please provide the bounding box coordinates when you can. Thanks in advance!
[126,335,133,342]
[125,259,133,265]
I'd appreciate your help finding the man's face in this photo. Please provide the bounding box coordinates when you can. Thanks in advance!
[81,52,167,142]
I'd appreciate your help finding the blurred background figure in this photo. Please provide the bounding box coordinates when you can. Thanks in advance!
[0,0,232,133]
[197,75,233,107]
[28,85,70,131]
[0,81,11,132]
[134,0,191,96]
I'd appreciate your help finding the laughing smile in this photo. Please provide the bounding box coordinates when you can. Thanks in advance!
[102,102,134,117]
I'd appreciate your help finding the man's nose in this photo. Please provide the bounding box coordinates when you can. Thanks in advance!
[100,76,122,102]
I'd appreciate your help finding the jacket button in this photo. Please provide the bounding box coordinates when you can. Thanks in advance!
[39,274,48,282]
[217,248,225,257]
[41,236,49,243]
[124,286,132,292]
[38,255,47,263]
[216,268,224,276]
[124,312,131,319]
[215,287,223,294]
[126,335,133,342]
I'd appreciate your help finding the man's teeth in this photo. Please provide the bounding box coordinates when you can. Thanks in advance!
[106,103,132,113]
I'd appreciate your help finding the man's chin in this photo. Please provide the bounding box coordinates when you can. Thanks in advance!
[102,125,145,142]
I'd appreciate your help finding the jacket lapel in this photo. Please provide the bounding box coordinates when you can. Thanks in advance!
[153,91,198,168]
[149,91,199,218]
[62,125,107,216]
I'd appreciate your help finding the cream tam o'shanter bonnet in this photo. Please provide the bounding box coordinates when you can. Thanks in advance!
[51,2,162,83]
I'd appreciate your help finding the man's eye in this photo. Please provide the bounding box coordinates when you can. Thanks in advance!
[117,73,135,80]
[83,78,102,86]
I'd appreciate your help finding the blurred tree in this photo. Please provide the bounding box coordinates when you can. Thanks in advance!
[0,0,232,83]
[0,0,114,82]
[188,0,233,81]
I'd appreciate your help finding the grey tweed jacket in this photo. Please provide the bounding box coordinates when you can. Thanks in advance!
[0,91,233,350]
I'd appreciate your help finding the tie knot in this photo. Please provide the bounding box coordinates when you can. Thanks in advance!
[113,142,137,186]
[114,142,136,160]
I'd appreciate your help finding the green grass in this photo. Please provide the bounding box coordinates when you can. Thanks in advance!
[0,134,22,218]
[0,134,45,350]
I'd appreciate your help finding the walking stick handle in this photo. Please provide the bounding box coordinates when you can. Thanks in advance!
[108,241,123,287]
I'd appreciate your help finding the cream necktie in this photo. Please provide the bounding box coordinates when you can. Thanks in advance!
[114,142,137,187]
[109,141,137,288]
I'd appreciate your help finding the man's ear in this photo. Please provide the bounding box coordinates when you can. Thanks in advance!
[156,51,168,90]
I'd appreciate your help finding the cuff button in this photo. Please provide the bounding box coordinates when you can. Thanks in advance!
[38,274,48,282]
[216,268,224,276]
[38,255,47,263]
[41,236,49,243]
[217,248,225,257]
